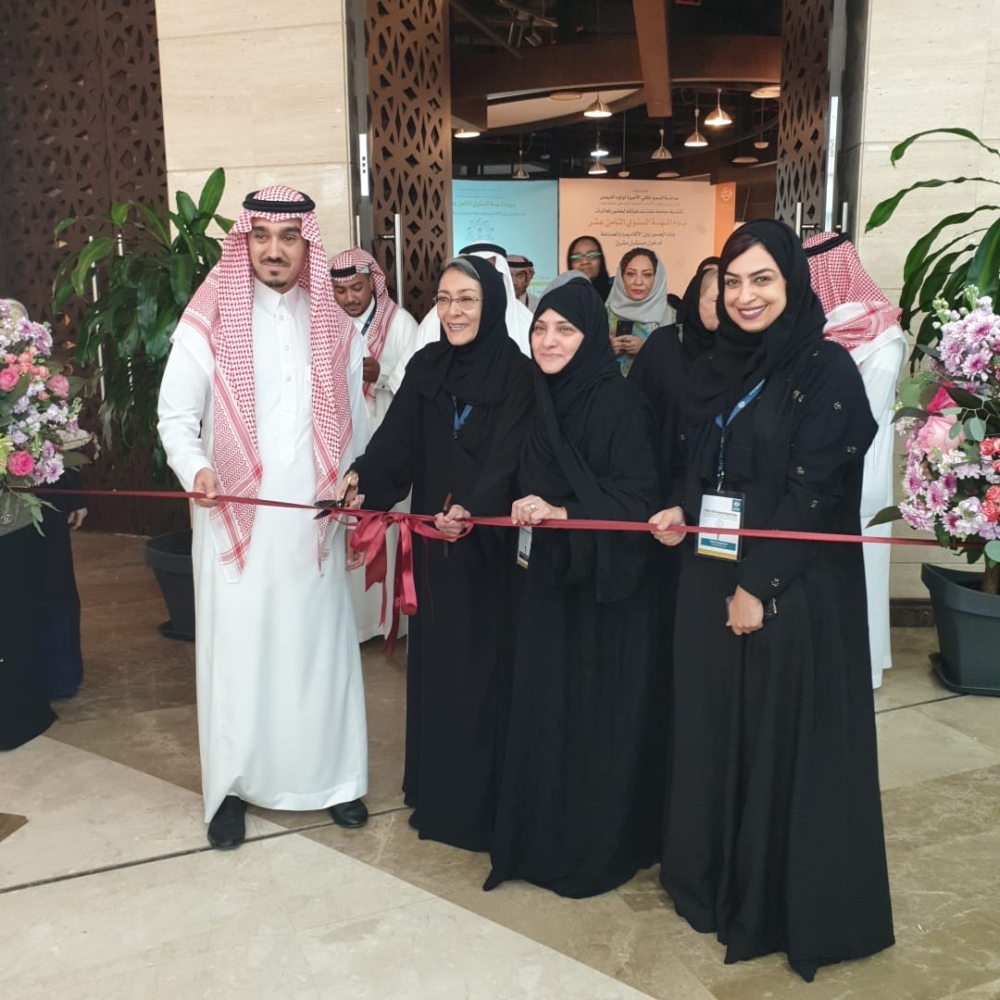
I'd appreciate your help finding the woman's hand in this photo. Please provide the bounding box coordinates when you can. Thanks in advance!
[335,470,364,509]
[609,332,626,356]
[511,495,567,526]
[67,508,88,529]
[649,506,685,546]
[619,335,644,356]
[434,504,471,542]
[726,585,764,635]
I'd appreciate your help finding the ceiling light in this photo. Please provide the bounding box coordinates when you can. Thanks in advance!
[651,127,672,161]
[684,101,707,148]
[750,85,781,100]
[588,160,608,175]
[549,91,582,101]
[732,155,759,164]
[704,88,732,127]
[591,131,609,158]
[584,94,611,118]
[618,168,630,177]
[657,170,679,179]
[454,127,480,139]
[514,138,528,179]
[754,138,770,150]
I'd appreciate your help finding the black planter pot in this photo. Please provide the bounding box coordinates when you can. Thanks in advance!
[921,563,1000,697]
[143,529,195,642]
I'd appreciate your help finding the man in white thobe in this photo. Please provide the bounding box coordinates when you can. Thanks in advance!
[329,247,418,641]
[158,186,370,849]
[507,254,540,312]
[410,243,533,359]
[805,231,907,689]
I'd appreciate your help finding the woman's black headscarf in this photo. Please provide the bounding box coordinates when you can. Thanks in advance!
[522,274,639,602]
[566,235,612,302]
[677,255,721,363]
[409,254,521,406]
[688,219,827,421]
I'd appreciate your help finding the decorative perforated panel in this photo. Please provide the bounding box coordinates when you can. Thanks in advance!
[366,0,451,317]
[775,0,833,227]
[0,0,175,534]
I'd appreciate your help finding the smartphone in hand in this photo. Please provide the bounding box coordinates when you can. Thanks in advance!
[615,319,634,339]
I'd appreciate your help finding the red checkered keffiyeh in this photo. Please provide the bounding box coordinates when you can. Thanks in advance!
[803,231,902,351]
[182,185,354,575]
[329,247,398,399]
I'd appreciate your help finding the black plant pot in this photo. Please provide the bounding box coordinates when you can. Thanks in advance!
[143,529,195,642]
[922,563,1000,697]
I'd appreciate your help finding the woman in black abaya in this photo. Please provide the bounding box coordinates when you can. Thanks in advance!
[652,220,893,981]
[342,255,533,852]
[484,274,661,899]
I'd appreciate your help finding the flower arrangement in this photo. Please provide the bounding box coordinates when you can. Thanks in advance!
[885,286,1000,593]
[0,300,84,529]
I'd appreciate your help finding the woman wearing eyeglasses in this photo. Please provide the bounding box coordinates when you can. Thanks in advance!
[339,255,534,853]
[566,235,612,302]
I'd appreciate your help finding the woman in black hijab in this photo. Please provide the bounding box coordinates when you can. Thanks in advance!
[653,221,893,981]
[343,255,534,852]
[484,274,661,899]
[566,235,613,301]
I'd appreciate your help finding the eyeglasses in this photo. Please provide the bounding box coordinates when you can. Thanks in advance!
[434,295,481,311]
[569,252,603,262]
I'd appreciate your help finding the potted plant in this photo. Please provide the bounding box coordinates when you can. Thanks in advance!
[867,128,1000,695]
[52,169,233,640]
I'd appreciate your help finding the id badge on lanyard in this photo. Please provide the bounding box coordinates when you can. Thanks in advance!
[696,379,764,563]
[517,526,532,569]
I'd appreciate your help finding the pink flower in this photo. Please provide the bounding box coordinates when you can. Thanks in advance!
[0,369,18,392]
[927,386,956,414]
[46,374,69,397]
[982,438,999,457]
[983,500,999,523]
[988,486,1000,503]
[915,415,961,454]
[6,450,35,478]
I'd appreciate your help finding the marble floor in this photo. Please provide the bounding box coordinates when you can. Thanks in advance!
[3,533,1000,999]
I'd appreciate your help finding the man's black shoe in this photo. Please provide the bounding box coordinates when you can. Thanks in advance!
[330,799,368,828]
[207,795,246,850]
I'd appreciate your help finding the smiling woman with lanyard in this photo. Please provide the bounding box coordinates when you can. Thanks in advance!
[339,255,534,854]
[651,220,894,981]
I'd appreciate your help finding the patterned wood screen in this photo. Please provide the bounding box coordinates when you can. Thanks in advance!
[0,0,178,534]
[365,0,452,318]
[775,0,833,227]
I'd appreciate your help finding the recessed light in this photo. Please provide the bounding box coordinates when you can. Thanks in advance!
[549,91,582,101]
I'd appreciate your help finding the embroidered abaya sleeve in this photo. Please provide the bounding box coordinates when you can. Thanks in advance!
[737,345,877,602]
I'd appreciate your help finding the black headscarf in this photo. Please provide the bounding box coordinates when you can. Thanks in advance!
[688,220,827,421]
[566,235,612,302]
[677,256,720,363]
[409,255,520,406]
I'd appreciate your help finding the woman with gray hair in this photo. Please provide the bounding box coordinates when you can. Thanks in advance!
[338,255,534,852]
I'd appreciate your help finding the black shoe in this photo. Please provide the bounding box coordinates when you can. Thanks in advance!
[408,810,419,830]
[330,798,368,828]
[207,795,246,850]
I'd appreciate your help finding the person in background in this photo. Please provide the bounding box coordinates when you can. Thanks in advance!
[652,220,893,981]
[804,231,907,689]
[330,247,419,643]
[566,235,612,301]
[339,255,534,853]
[484,273,661,899]
[507,254,538,312]
[158,186,370,850]
[606,247,672,376]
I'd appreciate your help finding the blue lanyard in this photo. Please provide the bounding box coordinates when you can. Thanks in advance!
[714,379,765,489]
[452,397,472,438]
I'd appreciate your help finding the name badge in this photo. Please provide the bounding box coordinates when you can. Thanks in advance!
[517,526,532,569]
[697,491,745,562]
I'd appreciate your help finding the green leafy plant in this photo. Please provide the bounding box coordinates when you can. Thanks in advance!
[865,128,1000,366]
[51,168,233,480]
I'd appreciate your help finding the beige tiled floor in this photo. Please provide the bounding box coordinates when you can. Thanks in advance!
[3,532,1000,999]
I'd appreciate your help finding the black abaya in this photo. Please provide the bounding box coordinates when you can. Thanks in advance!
[486,277,662,898]
[662,339,894,981]
[352,256,535,852]
[0,525,57,749]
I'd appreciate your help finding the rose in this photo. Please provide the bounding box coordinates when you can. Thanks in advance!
[987,486,1000,503]
[982,438,999,457]
[46,374,69,397]
[927,386,956,414]
[915,414,962,455]
[0,369,18,392]
[983,500,1000,523]
[6,450,35,478]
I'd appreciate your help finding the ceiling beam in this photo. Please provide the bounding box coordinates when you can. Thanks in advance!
[632,0,671,118]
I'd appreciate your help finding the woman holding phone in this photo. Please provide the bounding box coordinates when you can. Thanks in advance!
[605,247,671,376]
